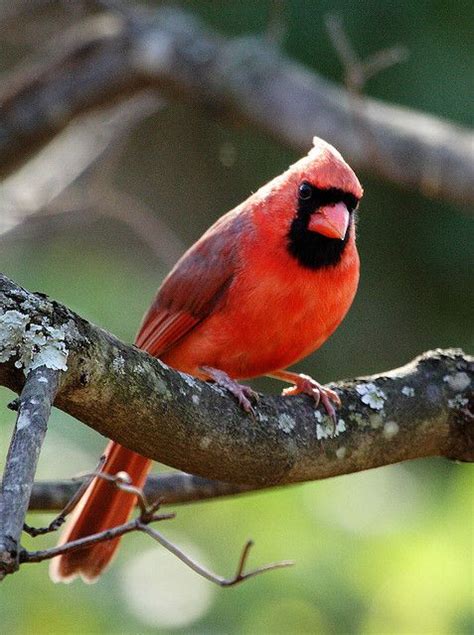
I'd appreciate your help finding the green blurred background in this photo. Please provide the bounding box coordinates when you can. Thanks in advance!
[0,1,472,633]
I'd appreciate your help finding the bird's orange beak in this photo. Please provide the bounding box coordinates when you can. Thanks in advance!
[307,202,350,240]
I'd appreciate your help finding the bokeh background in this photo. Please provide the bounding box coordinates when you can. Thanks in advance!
[1,1,472,633]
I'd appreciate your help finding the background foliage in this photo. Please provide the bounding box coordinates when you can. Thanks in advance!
[1,1,472,633]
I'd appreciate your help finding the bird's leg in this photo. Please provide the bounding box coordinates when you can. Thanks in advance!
[267,369,341,424]
[200,366,258,415]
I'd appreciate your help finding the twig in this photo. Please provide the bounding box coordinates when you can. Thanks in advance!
[0,92,161,238]
[23,455,106,537]
[19,468,176,562]
[325,14,408,95]
[139,526,293,587]
[20,515,174,564]
[20,469,291,586]
[362,46,409,82]
[0,89,184,268]
[89,183,185,268]
[324,14,408,174]
[0,366,60,578]
[82,468,163,518]
[265,0,286,47]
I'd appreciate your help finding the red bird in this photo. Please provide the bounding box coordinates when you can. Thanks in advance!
[50,137,363,582]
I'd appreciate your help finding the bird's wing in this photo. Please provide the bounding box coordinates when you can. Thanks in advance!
[135,210,245,356]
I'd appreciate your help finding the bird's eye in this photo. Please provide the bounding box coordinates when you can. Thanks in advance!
[298,182,313,201]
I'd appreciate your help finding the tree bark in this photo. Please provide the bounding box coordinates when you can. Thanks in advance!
[0,366,59,577]
[1,273,472,491]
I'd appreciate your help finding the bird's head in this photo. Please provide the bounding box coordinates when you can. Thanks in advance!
[285,137,363,269]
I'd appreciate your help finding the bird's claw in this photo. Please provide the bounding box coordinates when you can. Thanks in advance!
[235,384,258,416]
[282,373,340,428]
[200,366,258,416]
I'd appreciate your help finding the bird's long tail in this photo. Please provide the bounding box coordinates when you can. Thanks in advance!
[49,440,152,583]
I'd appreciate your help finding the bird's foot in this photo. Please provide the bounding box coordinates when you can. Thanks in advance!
[200,366,258,415]
[282,373,341,425]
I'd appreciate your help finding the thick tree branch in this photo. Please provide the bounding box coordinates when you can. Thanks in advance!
[0,7,473,205]
[1,273,472,493]
[0,365,59,577]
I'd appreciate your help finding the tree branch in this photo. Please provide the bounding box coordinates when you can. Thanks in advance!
[29,472,253,512]
[1,273,472,494]
[0,6,473,205]
[0,365,60,577]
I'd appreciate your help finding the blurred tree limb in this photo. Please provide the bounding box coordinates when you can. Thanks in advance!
[0,91,185,266]
[0,5,473,206]
[29,472,254,512]
[1,273,473,498]
[0,93,161,235]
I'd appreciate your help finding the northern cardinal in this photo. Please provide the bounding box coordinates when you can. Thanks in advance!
[50,137,363,583]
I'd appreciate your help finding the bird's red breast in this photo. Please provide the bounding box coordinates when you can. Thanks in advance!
[136,137,363,380]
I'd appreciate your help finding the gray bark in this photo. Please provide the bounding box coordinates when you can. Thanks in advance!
[1,273,472,493]
[0,366,59,577]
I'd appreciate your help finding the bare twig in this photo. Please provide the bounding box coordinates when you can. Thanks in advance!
[265,0,286,47]
[324,14,408,173]
[0,87,184,268]
[362,46,409,82]
[88,183,185,268]
[0,366,60,577]
[23,455,106,537]
[325,14,408,95]
[20,469,291,586]
[20,514,173,564]
[83,468,163,518]
[19,467,174,561]
[139,526,293,587]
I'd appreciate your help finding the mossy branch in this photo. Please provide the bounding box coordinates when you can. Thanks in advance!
[0,272,472,495]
